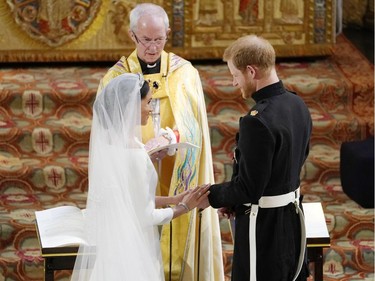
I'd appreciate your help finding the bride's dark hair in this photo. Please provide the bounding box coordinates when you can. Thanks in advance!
[140,81,150,99]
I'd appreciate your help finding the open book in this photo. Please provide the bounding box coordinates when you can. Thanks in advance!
[144,128,200,157]
[35,205,86,248]
[146,141,199,156]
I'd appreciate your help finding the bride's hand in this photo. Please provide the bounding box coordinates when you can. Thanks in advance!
[173,190,190,205]
[180,184,211,210]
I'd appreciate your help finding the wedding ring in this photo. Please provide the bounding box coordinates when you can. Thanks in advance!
[198,192,202,196]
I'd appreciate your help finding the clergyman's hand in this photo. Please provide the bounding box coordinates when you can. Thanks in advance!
[149,149,168,162]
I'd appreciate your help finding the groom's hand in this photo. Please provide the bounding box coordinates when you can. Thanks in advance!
[197,196,210,210]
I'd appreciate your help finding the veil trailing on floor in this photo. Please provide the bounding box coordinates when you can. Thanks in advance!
[71,73,163,280]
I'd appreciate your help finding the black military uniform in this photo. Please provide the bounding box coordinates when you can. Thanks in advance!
[209,81,312,281]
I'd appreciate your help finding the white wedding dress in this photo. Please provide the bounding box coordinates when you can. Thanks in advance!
[71,73,173,281]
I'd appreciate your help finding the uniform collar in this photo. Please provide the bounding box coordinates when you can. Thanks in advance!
[252,80,285,103]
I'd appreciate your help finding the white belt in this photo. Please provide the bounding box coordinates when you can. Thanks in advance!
[245,187,306,281]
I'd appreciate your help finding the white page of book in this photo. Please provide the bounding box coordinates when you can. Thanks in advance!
[35,205,87,248]
[147,142,199,156]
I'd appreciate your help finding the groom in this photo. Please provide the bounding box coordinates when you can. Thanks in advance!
[199,35,312,281]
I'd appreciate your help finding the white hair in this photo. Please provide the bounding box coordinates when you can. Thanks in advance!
[129,3,169,32]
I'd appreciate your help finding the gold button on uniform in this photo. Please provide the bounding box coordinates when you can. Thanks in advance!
[250,110,258,116]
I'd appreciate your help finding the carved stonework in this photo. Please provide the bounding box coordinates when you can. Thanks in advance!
[6,0,101,47]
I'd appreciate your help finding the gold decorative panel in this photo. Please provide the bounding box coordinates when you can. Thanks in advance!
[0,0,335,62]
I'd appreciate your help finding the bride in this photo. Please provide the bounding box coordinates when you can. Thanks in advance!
[71,73,209,281]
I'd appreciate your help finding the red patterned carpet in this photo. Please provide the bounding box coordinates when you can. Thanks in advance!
[0,34,373,280]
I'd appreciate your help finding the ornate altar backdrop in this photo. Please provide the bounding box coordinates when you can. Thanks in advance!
[0,0,336,62]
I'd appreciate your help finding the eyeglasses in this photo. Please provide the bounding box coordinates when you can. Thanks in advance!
[132,31,168,47]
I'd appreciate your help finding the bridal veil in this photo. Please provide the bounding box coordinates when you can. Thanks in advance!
[71,73,163,281]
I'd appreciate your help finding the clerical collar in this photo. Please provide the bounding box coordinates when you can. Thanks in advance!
[139,57,161,74]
